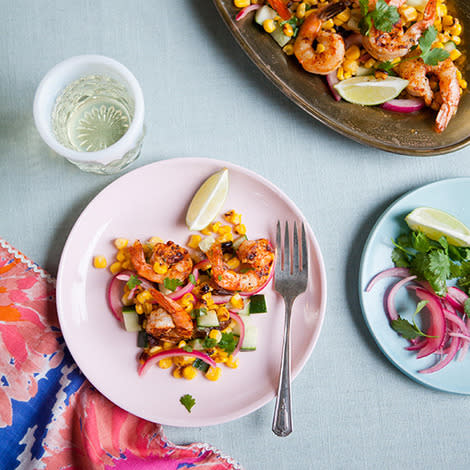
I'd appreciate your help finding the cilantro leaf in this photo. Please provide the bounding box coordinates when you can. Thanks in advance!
[202,337,217,349]
[376,61,396,75]
[163,277,183,292]
[412,231,432,253]
[359,0,369,17]
[126,275,141,290]
[371,0,400,33]
[392,247,410,268]
[419,26,450,65]
[464,298,470,319]
[390,317,421,339]
[218,333,237,355]
[180,394,196,413]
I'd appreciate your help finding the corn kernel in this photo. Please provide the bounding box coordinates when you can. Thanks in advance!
[174,355,195,366]
[210,222,221,233]
[218,224,232,234]
[149,346,162,355]
[263,18,276,34]
[201,228,211,236]
[335,8,351,23]
[163,341,174,350]
[457,70,463,80]
[442,15,453,27]
[182,365,198,380]
[188,234,202,249]
[452,35,462,45]
[121,260,131,270]
[343,59,358,74]
[209,329,223,342]
[344,71,352,79]
[283,23,294,37]
[337,66,344,80]
[333,18,344,27]
[234,0,250,8]
[153,262,168,274]
[345,45,361,61]
[206,367,222,382]
[182,293,194,304]
[158,358,173,369]
[450,49,462,61]
[217,232,234,243]
[399,6,417,23]
[116,250,126,262]
[173,367,183,379]
[93,255,107,269]
[110,262,122,275]
[364,58,376,69]
[136,292,146,304]
[148,236,163,246]
[144,302,153,314]
[230,293,244,310]
[226,257,241,270]
[316,43,326,54]
[217,306,230,321]
[234,224,246,235]
[225,355,240,369]
[322,19,334,30]
[460,80,468,90]
[437,4,447,18]
[375,71,388,80]
[114,238,128,250]
[135,303,144,314]
[296,2,306,19]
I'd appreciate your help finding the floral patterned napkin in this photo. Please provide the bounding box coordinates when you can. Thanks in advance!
[0,239,241,470]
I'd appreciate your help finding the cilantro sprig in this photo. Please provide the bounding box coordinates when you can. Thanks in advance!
[391,300,437,339]
[418,26,450,66]
[126,275,141,290]
[163,277,183,292]
[180,394,196,413]
[218,333,238,355]
[359,0,400,36]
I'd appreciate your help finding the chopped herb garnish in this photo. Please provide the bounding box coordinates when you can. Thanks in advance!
[202,337,217,349]
[193,358,210,372]
[218,275,222,281]
[418,26,450,66]
[163,277,183,292]
[182,345,193,353]
[375,61,397,76]
[360,0,400,36]
[218,333,237,355]
[390,300,436,339]
[180,394,196,413]
[464,298,470,319]
[189,273,196,285]
[126,274,141,290]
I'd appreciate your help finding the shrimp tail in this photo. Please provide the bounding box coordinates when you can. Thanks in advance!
[435,103,454,133]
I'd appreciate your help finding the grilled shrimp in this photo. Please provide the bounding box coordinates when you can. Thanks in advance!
[145,288,193,340]
[128,240,193,284]
[207,239,274,293]
[395,57,460,132]
[363,0,436,62]
[294,1,351,75]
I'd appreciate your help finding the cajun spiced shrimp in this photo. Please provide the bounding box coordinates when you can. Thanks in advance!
[294,1,351,75]
[395,57,460,133]
[128,240,193,284]
[363,0,437,62]
[207,239,274,292]
[145,288,193,341]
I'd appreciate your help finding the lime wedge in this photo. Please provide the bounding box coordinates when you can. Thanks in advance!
[405,207,470,247]
[186,168,229,231]
[334,76,409,106]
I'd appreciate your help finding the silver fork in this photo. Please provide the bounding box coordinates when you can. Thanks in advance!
[272,221,308,437]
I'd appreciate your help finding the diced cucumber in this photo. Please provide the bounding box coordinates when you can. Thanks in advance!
[193,358,210,372]
[443,41,456,53]
[248,294,267,314]
[241,324,257,351]
[188,338,205,351]
[122,306,137,314]
[198,236,215,254]
[122,312,142,332]
[137,330,149,348]
[255,5,276,26]
[405,0,427,12]
[232,235,247,251]
[231,298,250,315]
[355,66,373,77]
[232,314,251,336]
[196,309,220,328]
[271,27,291,48]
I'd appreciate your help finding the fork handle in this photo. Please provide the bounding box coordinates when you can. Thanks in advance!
[272,297,293,437]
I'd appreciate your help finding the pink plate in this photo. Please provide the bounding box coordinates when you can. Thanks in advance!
[56,158,327,426]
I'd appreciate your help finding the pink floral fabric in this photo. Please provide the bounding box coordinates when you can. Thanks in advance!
[0,239,241,470]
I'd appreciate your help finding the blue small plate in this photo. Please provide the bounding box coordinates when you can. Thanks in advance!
[359,177,470,394]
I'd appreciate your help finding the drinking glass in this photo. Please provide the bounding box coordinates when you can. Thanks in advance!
[34,55,145,174]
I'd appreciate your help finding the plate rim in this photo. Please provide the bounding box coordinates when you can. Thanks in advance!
[212,0,470,157]
[358,176,470,395]
[56,157,328,425]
